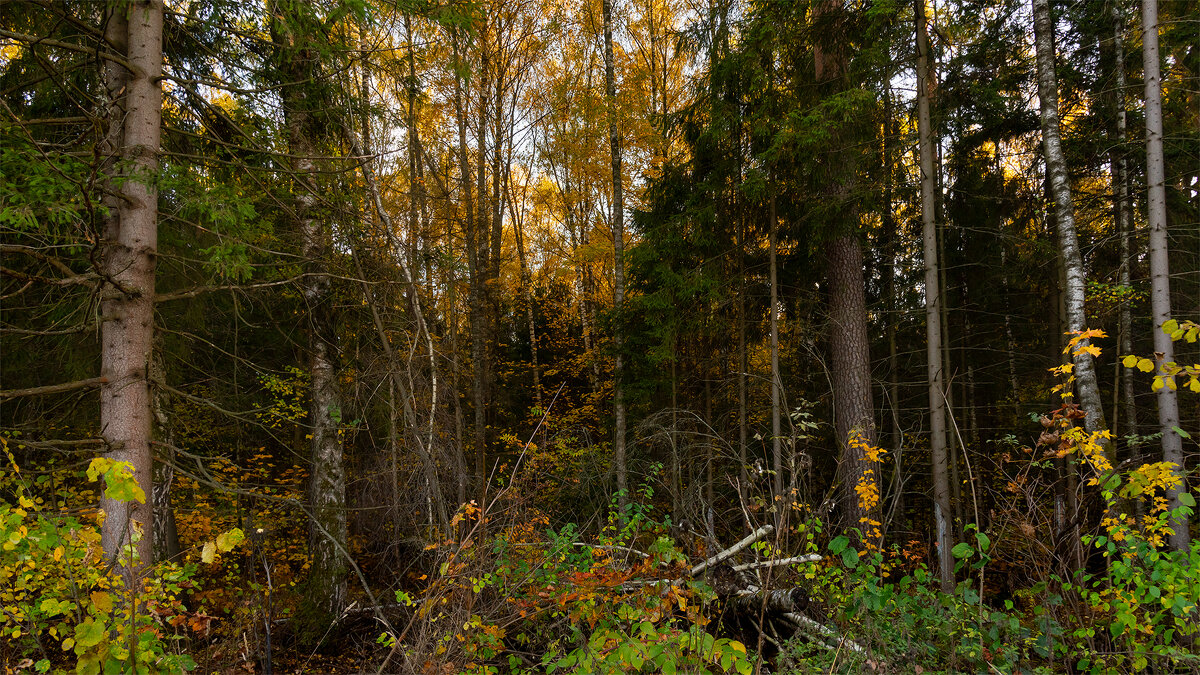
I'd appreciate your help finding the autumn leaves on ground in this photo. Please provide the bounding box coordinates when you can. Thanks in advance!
[1,0,1198,673]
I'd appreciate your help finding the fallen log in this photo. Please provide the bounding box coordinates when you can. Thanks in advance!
[734,588,866,655]
[690,524,774,577]
[732,554,822,572]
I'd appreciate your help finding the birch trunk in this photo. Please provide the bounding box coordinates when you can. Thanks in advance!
[916,0,954,593]
[99,0,161,581]
[1141,0,1189,551]
[1031,0,1112,451]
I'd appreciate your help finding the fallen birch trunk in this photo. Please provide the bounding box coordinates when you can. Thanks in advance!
[690,524,774,577]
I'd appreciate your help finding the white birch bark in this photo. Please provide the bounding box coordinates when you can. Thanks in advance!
[1141,0,1189,550]
[1031,0,1111,450]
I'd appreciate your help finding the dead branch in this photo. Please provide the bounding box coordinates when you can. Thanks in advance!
[0,377,106,400]
[690,523,774,577]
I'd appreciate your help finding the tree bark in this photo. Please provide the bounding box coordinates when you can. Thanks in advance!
[813,1,878,534]
[770,195,783,501]
[451,28,490,512]
[916,0,954,593]
[99,0,161,581]
[602,0,628,511]
[1031,0,1112,451]
[271,0,347,618]
[1141,0,1189,551]
[1108,4,1137,458]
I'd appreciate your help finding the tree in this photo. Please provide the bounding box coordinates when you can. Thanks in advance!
[1031,0,1111,451]
[602,0,629,510]
[270,0,348,620]
[812,1,879,532]
[916,0,954,593]
[1141,0,1190,551]
[98,0,163,580]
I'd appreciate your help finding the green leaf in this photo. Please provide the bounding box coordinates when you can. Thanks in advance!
[1171,426,1191,439]
[216,528,245,552]
[76,654,100,675]
[952,542,974,559]
[828,535,849,555]
[1178,492,1196,508]
[40,598,68,617]
[97,461,146,504]
[974,532,991,553]
[74,618,105,648]
[841,547,859,568]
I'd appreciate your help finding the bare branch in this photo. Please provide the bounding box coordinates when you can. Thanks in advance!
[0,377,106,401]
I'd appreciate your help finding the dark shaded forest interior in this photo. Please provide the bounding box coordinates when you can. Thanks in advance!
[1,0,1199,672]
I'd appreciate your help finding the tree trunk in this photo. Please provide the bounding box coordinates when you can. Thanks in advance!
[1108,4,1137,459]
[1141,0,1189,551]
[916,0,954,593]
[602,0,628,511]
[770,195,783,501]
[451,29,490,512]
[1031,0,1112,451]
[813,1,878,534]
[271,0,348,619]
[99,0,161,582]
[150,339,179,563]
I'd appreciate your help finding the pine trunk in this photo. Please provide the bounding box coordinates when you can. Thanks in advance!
[814,1,877,533]
[917,0,954,593]
[602,0,628,510]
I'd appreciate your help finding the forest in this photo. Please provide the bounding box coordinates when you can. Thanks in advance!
[0,0,1198,672]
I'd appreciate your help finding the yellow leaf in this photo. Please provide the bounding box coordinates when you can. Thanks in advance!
[90,591,112,614]
[1122,355,1139,368]
[1137,358,1155,373]
[201,541,216,564]
[53,546,63,561]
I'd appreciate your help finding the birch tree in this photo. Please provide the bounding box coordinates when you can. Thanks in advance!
[1031,0,1111,452]
[1141,0,1190,551]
